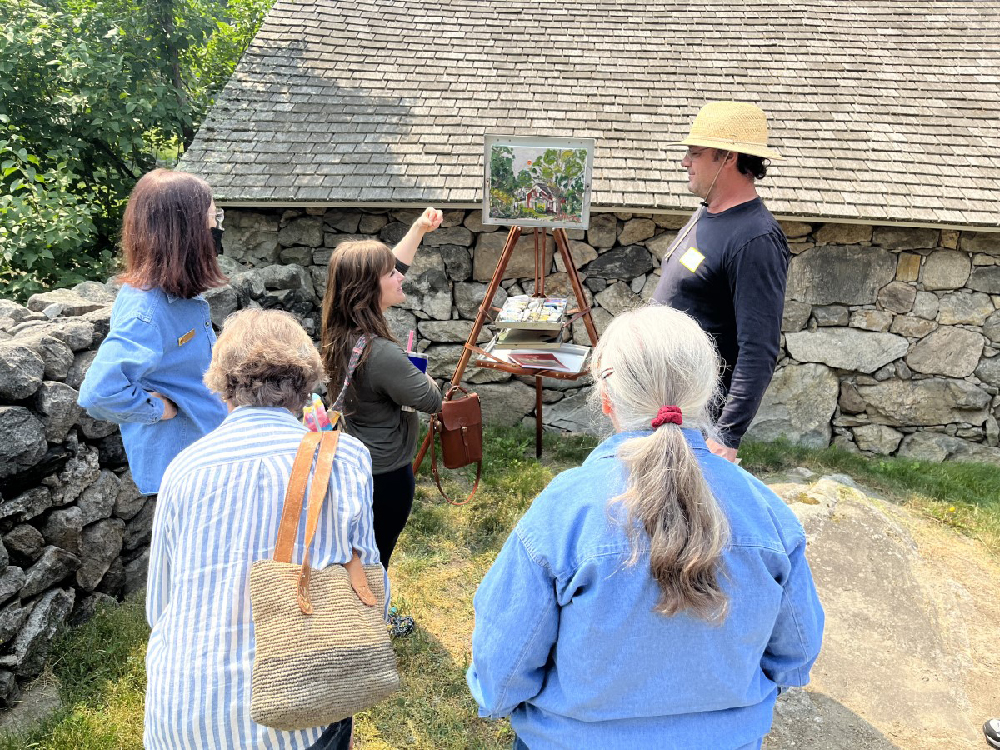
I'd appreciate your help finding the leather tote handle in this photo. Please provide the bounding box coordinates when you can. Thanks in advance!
[274,431,323,563]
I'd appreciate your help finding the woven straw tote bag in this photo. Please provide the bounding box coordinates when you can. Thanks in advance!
[249,431,400,730]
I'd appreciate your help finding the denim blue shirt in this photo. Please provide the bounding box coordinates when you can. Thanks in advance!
[467,430,824,749]
[78,284,227,495]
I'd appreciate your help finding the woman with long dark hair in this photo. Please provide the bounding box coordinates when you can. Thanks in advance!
[468,305,824,749]
[78,168,229,495]
[320,208,442,569]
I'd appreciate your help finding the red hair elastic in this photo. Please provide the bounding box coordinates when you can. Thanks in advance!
[651,406,683,429]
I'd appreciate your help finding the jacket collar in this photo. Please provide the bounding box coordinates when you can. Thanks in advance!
[585,428,710,464]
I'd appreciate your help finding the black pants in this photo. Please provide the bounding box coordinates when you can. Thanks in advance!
[372,463,415,568]
[307,717,352,750]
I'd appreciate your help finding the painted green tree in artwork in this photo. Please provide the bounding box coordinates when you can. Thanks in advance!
[529,149,586,217]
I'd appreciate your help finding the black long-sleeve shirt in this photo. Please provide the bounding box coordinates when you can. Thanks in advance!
[652,198,790,447]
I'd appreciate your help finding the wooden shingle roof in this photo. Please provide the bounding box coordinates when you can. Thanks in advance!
[182,0,1000,228]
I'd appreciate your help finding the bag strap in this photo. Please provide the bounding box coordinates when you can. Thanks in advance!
[274,431,323,563]
[428,414,482,507]
[271,431,341,614]
[296,431,340,614]
[331,335,369,414]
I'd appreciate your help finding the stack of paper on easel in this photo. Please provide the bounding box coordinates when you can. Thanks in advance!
[482,341,590,374]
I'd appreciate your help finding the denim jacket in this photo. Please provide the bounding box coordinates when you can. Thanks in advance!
[467,430,824,749]
[78,284,227,494]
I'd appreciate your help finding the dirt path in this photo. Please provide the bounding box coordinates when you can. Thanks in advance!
[765,471,1000,749]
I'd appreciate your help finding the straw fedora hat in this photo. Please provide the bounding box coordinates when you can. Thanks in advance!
[675,101,782,160]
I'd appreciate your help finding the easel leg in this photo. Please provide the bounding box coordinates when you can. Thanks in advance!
[413,226,522,474]
[553,228,599,345]
[535,377,543,458]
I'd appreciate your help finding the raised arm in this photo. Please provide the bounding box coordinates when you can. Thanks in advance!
[392,207,443,268]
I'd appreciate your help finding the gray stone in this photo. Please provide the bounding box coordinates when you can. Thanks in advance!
[0,567,24,607]
[463,212,500,233]
[123,501,156,551]
[812,306,850,327]
[357,213,389,234]
[0,408,47,480]
[124,549,150,596]
[81,307,112,344]
[781,301,812,333]
[947,438,1000,465]
[34,381,83,443]
[77,412,118,440]
[554,241,598,272]
[584,245,653,280]
[4,526,44,563]
[785,330,909,373]
[787,246,896,305]
[18,320,95,353]
[906,327,984,377]
[10,588,74,678]
[15,333,73,380]
[911,291,939,320]
[961,233,1000,255]
[68,591,118,628]
[422,226,473,248]
[438,244,473,280]
[895,360,913,380]
[25,289,105,317]
[474,381,537,426]
[72,281,116,305]
[645,231,681,262]
[746,363,839,448]
[416,320,490,344]
[587,213,618,248]
[898,432,981,462]
[454,283,506,321]
[921,250,971,290]
[0,300,34,324]
[399,252,452,320]
[0,488,52,524]
[974,356,1000,387]
[890,316,937,339]
[381,306,417,344]
[203,286,238,328]
[0,602,30,651]
[542,388,598,434]
[42,444,99,507]
[572,307,612,345]
[223,211,279,265]
[984,310,1000,344]
[522,273,593,306]
[422,344,509,385]
[872,226,939,250]
[967,266,1000,294]
[873,363,895,381]
[852,424,904,454]
[324,209,362,234]
[278,246,316,266]
[849,310,893,332]
[858,378,991,426]
[113,471,145,521]
[936,291,994,326]
[77,470,121,525]
[618,218,656,246]
[65,350,97,390]
[42,506,84,556]
[815,223,872,245]
[877,282,917,313]
[472,231,554,281]
[594,281,642,316]
[22,547,80,600]
[0,343,45,400]
[277,217,323,248]
[839,382,867,414]
[376,222,407,246]
[96,556,125,598]
[76,519,126,592]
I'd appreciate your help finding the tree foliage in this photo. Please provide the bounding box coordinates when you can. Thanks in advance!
[0,0,269,300]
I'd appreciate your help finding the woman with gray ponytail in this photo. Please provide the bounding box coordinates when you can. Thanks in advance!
[467,306,824,750]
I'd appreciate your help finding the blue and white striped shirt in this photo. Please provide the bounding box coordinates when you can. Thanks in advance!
[144,406,382,749]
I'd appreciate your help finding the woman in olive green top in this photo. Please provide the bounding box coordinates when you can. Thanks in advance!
[320,209,442,567]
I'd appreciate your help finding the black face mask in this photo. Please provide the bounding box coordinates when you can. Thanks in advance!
[211,226,224,256]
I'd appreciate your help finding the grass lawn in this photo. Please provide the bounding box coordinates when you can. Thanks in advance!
[2,425,998,748]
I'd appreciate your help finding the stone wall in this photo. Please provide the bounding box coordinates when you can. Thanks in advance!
[0,286,153,705]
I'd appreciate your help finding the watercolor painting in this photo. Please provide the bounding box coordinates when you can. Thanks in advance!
[483,135,595,229]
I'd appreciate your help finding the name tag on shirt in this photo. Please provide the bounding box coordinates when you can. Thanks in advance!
[679,247,705,272]
[177,329,196,346]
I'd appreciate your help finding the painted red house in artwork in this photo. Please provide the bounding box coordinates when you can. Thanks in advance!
[521,184,563,213]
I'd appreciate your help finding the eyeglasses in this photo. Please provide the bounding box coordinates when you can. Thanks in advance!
[214,208,225,229]
[598,366,614,380]
[684,147,709,159]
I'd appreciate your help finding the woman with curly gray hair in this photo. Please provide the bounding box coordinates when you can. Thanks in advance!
[468,305,824,749]
[144,308,379,750]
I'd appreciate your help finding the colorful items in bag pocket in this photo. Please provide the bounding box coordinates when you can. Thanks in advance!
[303,393,334,431]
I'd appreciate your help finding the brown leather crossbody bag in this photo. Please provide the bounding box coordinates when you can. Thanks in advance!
[427,385,483,506]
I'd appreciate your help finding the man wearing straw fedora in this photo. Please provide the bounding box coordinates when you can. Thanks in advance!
[651,101,790,462]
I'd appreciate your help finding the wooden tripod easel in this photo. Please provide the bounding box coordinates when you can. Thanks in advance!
[413,225,600,470]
